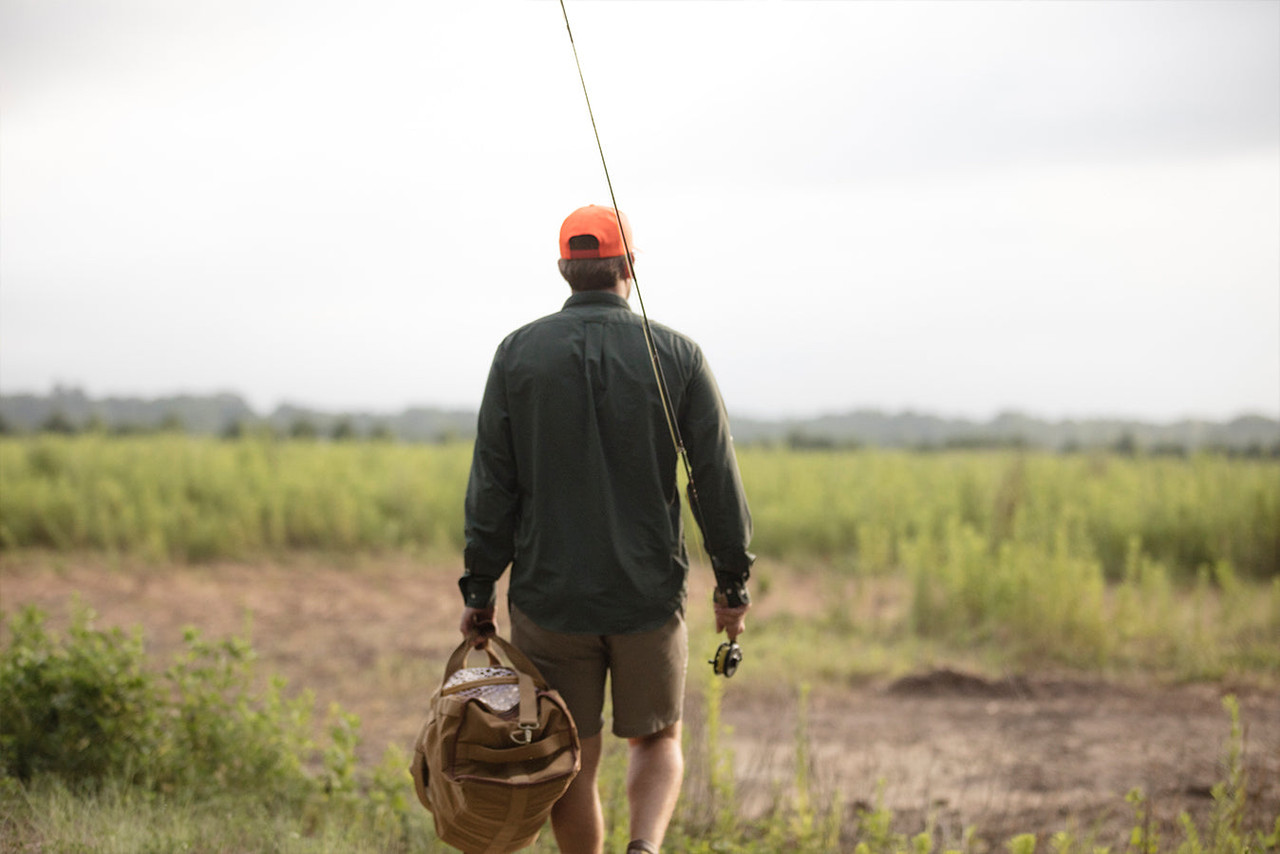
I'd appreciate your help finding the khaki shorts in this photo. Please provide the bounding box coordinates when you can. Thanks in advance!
[509,605,687,740]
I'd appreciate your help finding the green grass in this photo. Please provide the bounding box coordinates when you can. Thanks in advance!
[0,435,471,561]
[3,436,1279,850]
[2,438,1276,581]
[3,654,1274,853]
[2,599,1277,852]
[3,436,1278,680]
[741,448,1279,582]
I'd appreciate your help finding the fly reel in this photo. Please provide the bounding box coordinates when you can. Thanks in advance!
[709,641,743,678]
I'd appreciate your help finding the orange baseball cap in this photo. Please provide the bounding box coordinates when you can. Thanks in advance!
[559,205,636,260]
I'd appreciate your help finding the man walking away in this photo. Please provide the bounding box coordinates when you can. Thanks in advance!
[459,205,754,854]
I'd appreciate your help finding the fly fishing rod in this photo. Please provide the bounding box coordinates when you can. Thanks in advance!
[557,0,743,677]
[556,1,687,477]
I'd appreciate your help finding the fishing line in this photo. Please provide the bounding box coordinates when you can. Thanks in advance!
[557,0,707,529]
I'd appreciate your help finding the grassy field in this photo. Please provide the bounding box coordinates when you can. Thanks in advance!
[2,436,1277,674]
[2,437,1278,580]
[2,436,1278,852]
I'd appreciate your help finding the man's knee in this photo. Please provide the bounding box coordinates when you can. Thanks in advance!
[627,721,681,749]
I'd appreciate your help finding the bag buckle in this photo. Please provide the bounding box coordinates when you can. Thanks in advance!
[511,723,537,745]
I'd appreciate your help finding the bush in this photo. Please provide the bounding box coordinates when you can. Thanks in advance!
[0,606,160,786]
[0,606,327,805]
[156,628,317,802]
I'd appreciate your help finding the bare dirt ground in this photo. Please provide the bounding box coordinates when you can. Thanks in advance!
[2,556,1277,847]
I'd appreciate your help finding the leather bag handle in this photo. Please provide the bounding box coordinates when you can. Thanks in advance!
[442,634,552,688]
[443,640,502,680]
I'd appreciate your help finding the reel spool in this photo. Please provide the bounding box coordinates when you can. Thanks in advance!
[709,641,743,678]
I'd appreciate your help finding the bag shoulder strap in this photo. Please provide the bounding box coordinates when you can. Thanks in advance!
[486,635,552,687]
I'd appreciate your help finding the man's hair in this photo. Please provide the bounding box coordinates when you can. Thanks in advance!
[557,256,631,291]
[557,236,632,291]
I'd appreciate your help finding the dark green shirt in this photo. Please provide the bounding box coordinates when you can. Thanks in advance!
[461,291,753,634]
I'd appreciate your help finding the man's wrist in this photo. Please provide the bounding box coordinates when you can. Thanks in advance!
[713,581,750,609]
[712,552,753,608]
[458,575,497,610]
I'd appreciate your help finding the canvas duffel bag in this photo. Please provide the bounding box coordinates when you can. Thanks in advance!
[411,634,580,854]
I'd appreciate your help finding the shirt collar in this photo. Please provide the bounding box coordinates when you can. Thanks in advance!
[563,291,633,312]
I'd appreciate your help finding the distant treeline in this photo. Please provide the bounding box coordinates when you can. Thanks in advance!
[0,387,474,445]
[1,386,1277,456]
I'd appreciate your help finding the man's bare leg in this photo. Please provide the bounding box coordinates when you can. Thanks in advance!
[626,722,683,850]
[551,732,604,854]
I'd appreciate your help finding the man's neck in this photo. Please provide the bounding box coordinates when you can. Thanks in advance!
[571,281,631,300]
[603,279,632,300]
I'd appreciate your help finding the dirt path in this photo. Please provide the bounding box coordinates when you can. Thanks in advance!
[2,557,1277,845]
[722,678,1279,845]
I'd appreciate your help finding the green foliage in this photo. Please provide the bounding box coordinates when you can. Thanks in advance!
[39,411,77,435]
[1206,696,1248,854]
[1009,833,1039,854]
[289,418,319,439]
[157,626,317,802]
[703,668,739,837]
[3,438,1280,850]
[2,440,1276,583]
[1126,787,1161,854]
[0,606,160,786]
[905,514,1112,666]
[2,623,1276,853]
[0,605,345,810]
[0,435,471,560]
[1117,696,1279,854]
[2,439,1277,678]
[853,781,910,854]
[0,605,454,850]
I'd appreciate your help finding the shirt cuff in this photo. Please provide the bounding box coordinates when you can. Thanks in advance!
[713,573,750,607]
[711,551,753,607]
[458,575,497,610]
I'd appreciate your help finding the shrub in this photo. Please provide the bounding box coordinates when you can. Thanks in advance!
[0,606,327,806]
[0,606,160,787]
[156,627,317,802]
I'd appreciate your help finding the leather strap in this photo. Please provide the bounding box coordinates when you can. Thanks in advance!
[487,785,528,853]
[443,640,501,680]
[517,670,538,732]
[486,635,553,687]
[443,635,552,688]
[454,730,574,764]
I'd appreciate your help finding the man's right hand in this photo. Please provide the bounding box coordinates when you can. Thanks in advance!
[713,593,749,642]
[459,606,497,649]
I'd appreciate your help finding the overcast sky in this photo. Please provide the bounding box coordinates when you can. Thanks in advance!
[2,0,1277,422]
